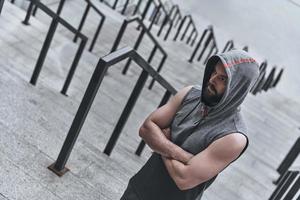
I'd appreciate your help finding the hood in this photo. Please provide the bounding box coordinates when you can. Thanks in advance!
[201,49,260,118]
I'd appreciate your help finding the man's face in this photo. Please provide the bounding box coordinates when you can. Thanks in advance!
[203,61,228,106]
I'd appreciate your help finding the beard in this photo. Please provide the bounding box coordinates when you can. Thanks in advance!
[202,83,223,106]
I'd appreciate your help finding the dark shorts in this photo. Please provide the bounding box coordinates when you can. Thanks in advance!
[120,183,140,200]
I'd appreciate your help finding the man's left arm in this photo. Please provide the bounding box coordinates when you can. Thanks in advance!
[162,133,247,190]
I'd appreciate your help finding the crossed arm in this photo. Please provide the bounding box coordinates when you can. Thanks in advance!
[139,86,247,190]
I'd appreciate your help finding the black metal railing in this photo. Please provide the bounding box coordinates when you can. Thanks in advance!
[269,169,300,200]
[273,137,300,185]
[173,15,198,46]
[22,0,88,96]
[0,0,4,15]
[169,4,182,27]
[48,46,177,176]
[110,16,168,89]
[251,61,268,95]
[251,62,284,95]
[156,4,176,41]
[188,26,218,64]
[222,40,234,52]
[73,0,106,52]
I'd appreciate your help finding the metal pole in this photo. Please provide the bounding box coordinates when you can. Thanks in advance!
[197,32,213,62]
[0,0,4,15]
[148,54,167,89]
[157,15,168,37]
[135,90,172,156]
[180,19,192,41]
[48,58,109,176]
[148,4,161,31]
[73,4,90,43]
[30,17,59,85]
[112,0,119,9]
[186,28,195,44]
[89,16,105,52]
[133,0,143,15]
[204,44,216,64]
[163,21,172,41]
[191,31,198,47]
[277,137,300,176]
[173,15,187,41]
[262,67,276,91]
[121,0,130,15]
[272,68,284,87]
[22,0,35,25]
[188,28,209,63]
[103,70,149,156]
[122,29,145,75]
[61,37,87,95]
[111,20,128,52]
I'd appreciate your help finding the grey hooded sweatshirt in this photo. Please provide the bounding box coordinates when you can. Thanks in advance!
[129,49,260,200]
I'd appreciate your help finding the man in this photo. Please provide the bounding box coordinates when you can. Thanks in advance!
[120,49,259,200]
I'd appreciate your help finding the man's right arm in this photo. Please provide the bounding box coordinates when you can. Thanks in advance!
[139,86,194,163]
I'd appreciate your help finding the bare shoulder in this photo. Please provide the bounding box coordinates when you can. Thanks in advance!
[208,133,248,162]
[171,85,194,104]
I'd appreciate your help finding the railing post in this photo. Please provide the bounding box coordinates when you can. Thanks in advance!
[204,44,216,64]
[164,21,172,41]
[122,29,145,74]
[135,90,172,156]
[22,0,35,25]
[180,18,192,41]
[48,58,109,176]
[173,15,187,41]
[191,31,198,47]
[188,28,209,63]
[186,28,195,45]
[0,0,4,15]
[274,137,300,184]
[61,37,87,95]
[148,54,167,89]
[111,20,128,53]
[157,14,168,37]
[133,0,143,15]
[262,67,276,91]
[89,15,105,52]
[272,68,283,87]
[121,0,130,15]
[197,32,213,62]
[148,4,161,31]
[269,171,299,200]
[112,0,119,9]
[73,4,90,43]
[103,70,149,156]
[30,17,59,85]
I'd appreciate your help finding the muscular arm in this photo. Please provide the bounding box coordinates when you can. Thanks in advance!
[162,133,247,190]
[139,86,194,163]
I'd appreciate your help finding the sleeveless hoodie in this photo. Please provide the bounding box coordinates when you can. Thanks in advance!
[129,49,260,200]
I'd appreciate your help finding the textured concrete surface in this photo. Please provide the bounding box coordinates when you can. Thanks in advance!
[0,1,299,200]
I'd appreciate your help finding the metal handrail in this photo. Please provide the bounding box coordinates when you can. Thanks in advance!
[110,16,168,89]
[173,15,198,46]
[22,0,88,96]
[188,26,218,64]
[274,137,300,185]
[73,0,106,52]
[222,40,234,52]
[48,46,177,177]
